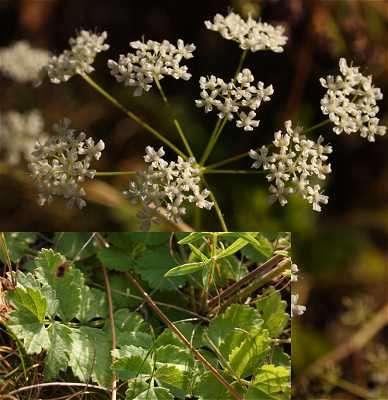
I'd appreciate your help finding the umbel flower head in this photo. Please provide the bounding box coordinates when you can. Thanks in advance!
[0,41,51,83]
[196,68,273,131]
[42,30,109,84]
[108,39,195,96]
[205,12,287,53]
[0,110,47,165]
[249,120,332,211]
[124,146,213,230]
[320,58,386,142]
[29,118,105,209]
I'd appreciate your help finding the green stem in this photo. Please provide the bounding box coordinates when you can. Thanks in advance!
[154,77,195,158]
[234,49,248,79]
[202,177,228,232]
[81,74,187,159]
[205,149,254,169]
[302,118,331,134]
[200,117,228,166]
[204,169,265,175]
[95,171,136,177]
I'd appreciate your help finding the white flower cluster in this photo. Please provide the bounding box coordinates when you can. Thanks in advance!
[249,120,332,211]
[124,146,213,230]
[108,39,195,96]
[0,110,47,165]
[43,30,109,84]
[195,68,273,131]
[29,118,105,208]
[291,294,306,317]
[291,263,299,282]
[205,12,287,53]
[320,58,386,142]
[0,41,50,83]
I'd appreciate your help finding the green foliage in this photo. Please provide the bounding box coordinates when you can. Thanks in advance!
[3,232,290,399]
[0,232,36,263]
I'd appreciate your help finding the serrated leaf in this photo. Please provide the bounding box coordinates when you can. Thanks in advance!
[256,287,288,338]
[114,309,153,349]
[193,372,233,400]
[68,326,112,386]
[164,261,209,277]
[97,247,133,271]
[112,345,153,380]
[229,332,270,378]
[44,322,72,379]
[128,387,174,400]
[34,249,82,321]
[206,304,264,356]
[155,365,188,391]
[134,245,185,291]
[246,364,290,400]
[0,232,36,263]
[125,378,149,400]
[8,287,47,322]
[77,286,107,323]
[7,308,49,354]
[154,323,203,349]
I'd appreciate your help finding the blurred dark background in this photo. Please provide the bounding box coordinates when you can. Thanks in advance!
[0,0,387,233]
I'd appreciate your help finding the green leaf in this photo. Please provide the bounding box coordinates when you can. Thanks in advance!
[68,326,112,386]
[0,232,36,263]
[155,365,188,391]
[229,332,270,378]
[215,238,248,260]
[245,365,290,399]
[127,387,174,400]
[44,322,72,379]
[239,233,273,258]
[114,309,153,348]
[256,287,288,338]
[53,232,95,260]
[112,345,153,380]
[77,286,107,323]
[188,243,209,262]
[34,249,82,321]
[178,233,209,245]
[97,247,133,271]
[193,372,233,400]
[164,261,209,277]
[8,287,47,322]
[134,245,185,291]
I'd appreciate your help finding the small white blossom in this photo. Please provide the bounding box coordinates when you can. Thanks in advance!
[0,110,47,165]
[320,58,386,142]
[42,30,109,84]
[108,39,195,96]
[291,294,306,317]
[205,12,287,53]
[29,118,105,208]
[0,41,50,83]
[196,68,273,131]
[291,263,299,282]
[250,120,332,211]
[124,146,213,230]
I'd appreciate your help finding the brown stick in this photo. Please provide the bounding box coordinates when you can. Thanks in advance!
[307,302,388,376]
[8,382,109,396]
[207,254,285,308]
[125,271,243,400]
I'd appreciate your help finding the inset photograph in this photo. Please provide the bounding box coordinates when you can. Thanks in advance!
[1,232,291,399]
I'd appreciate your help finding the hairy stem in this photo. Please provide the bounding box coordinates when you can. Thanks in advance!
[203,169,266,175]
[205,149,255,170]
[81,74,187,159]
[200,117,228,166]
[124,271,243,400]
[234,49,248,79]
[202,177,228,232]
